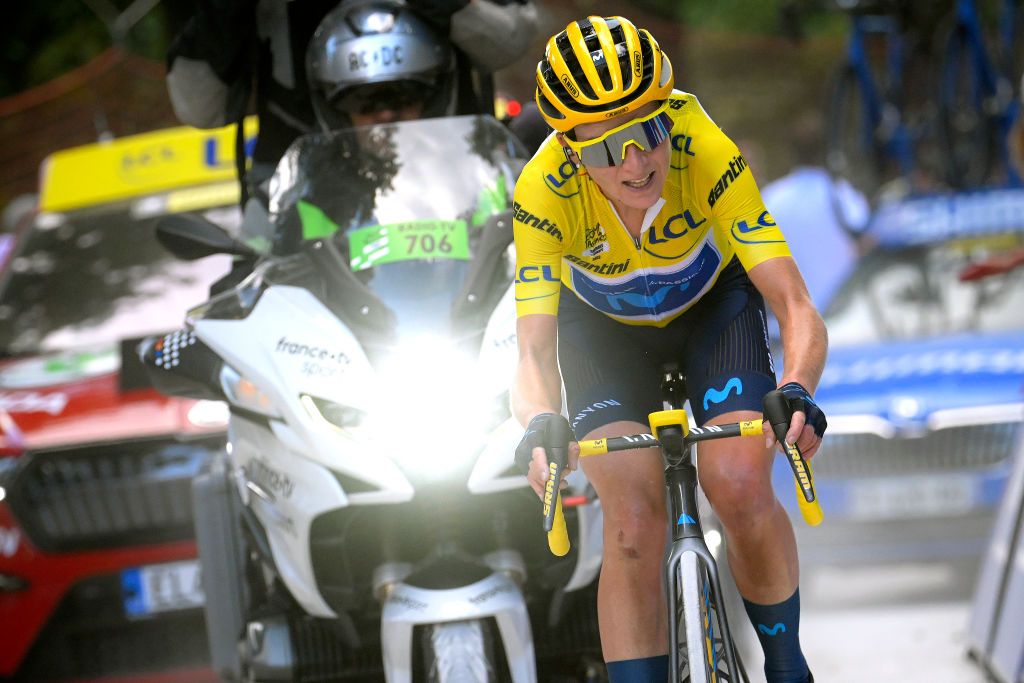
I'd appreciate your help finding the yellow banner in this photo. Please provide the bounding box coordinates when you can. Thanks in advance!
[39,117,258,213]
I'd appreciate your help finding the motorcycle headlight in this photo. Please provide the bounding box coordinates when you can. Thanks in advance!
[300,394,366,430]
[305,335,511,480]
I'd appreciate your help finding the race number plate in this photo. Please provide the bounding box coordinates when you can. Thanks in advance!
[122,559,204,617]
[349,219,469,271]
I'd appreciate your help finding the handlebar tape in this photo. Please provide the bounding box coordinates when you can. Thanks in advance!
[763,390,824,527]
[543,417,572,556]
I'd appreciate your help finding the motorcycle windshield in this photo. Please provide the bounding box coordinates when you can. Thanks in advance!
[268,116,528,342]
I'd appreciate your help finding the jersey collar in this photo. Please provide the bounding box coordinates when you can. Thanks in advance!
[607,197,666,241]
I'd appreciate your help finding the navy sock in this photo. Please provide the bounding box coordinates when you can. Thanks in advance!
[742,588,810,683]
[606,654,669,682]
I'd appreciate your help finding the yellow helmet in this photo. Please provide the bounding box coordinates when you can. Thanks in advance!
[535,16,674,133]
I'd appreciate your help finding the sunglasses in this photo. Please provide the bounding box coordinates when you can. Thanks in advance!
[564,102,673,168]
[333,81,432,116]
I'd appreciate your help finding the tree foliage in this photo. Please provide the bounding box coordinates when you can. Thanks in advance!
[4,1,186,98]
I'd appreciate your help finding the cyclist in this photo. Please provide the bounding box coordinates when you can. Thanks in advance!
[511,16,827,683]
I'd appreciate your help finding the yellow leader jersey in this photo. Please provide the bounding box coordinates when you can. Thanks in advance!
[512,90,791,326]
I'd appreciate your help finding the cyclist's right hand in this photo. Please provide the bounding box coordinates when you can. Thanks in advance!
[514,413,579,499]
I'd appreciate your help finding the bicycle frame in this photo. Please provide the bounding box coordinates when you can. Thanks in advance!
[662,417,751,681]
[941,0,1020,184]
[845,13,915,174]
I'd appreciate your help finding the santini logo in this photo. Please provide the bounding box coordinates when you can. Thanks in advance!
[513,201,563,241]
[707,155,747,208]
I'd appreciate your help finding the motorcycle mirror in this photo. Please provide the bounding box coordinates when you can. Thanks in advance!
[155,214,260,261]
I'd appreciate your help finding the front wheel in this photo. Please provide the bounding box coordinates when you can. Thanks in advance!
[422,620,499,683]
[676,551,749,683]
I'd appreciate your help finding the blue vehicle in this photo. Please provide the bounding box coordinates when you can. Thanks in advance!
[775,188,1024,562]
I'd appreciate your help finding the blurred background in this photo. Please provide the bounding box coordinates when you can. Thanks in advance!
[2,1,1024,682]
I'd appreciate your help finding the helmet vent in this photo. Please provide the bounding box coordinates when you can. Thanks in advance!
[578,18,614,92]
[610,24,632,90]
[555,31,597,100]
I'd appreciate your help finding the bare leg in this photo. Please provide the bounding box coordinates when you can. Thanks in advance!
[696,410,799,604]
[580,420,669,661]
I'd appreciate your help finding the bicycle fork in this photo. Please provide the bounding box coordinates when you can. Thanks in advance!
[665,462,744,683]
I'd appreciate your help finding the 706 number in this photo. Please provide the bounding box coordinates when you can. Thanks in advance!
[405,233,453,254]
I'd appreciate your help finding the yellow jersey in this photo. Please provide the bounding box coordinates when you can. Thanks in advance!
[512,90,791,326]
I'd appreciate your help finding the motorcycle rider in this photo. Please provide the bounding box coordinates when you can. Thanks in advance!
[166,0,538,203]
[511,16,827,683]
[180,0,509,284]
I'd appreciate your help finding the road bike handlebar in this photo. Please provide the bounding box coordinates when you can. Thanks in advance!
[543,394,824,556]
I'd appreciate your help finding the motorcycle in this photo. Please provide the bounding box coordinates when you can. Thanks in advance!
[141,115,605,682]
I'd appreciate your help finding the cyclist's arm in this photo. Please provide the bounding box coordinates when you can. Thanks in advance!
[511,192,564,425]
[513,313,583,495]
[748,256,828,456]
[511,314,562,426]
[748,257,827,393]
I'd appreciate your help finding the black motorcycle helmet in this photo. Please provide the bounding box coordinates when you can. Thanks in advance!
[306,0,455,130]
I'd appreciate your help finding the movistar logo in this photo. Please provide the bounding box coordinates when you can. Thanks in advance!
[703,377,743,410]
[757,623,787,636]
[605,282,689,312]
[677,513,696,526]
[707,155,747,208]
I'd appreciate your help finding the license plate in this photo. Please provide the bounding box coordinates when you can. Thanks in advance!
[122,559,204,617]
[847,475,977,521]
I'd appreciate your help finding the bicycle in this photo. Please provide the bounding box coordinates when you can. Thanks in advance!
[825,0,946,235]
[938,0,1023,189]
[542,378,824,683]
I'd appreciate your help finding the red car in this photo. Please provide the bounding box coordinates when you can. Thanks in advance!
[0,123,252,682]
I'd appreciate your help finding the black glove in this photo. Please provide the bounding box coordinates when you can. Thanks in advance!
[777,382,828,438]
[514,413,573,476]
[405,0,470,32]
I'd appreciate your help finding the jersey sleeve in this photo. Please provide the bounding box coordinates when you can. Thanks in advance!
[687,96,792,271]
[512,165,565,317]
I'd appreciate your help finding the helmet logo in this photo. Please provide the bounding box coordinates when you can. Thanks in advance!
[348,45,404,72]
[633,51,642,76]
[560,73,580,98]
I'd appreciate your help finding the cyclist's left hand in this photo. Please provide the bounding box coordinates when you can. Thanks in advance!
[764,382,827,459]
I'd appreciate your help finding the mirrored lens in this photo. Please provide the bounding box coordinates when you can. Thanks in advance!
[577,112,673,168]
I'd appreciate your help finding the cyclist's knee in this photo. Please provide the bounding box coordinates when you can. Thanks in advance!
[604,499,666,562]
[702,466,775,528]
